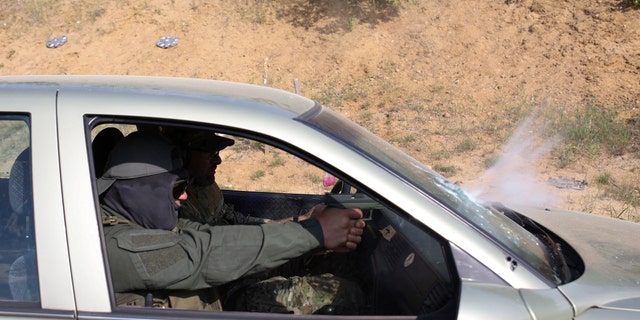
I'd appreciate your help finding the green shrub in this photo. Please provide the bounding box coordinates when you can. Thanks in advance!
[434,164,457,177]
[559,105,633,160]
[595,172,612,185]
[268,153,286,168]
[455,137,479,153]
[250,170,265,180]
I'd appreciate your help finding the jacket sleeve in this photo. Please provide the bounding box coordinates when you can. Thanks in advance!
[104,220,322,292]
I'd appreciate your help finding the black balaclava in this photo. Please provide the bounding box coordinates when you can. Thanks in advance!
[103,170,187,230]
[97,131,188,231]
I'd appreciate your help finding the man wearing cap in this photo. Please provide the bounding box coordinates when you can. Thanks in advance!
[98,131,365,312]
[174,130,236,225]
[174,129,298,225]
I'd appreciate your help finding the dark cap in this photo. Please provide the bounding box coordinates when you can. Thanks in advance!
[97,131,183,195]
[183,130,234,152]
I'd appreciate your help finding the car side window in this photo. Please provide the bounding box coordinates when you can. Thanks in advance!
[0,116,39,303]
[92,120,458,317]
[216,136,333,195]
[210,132,460,316]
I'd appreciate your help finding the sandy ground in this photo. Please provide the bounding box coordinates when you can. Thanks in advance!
[1,0,639,220]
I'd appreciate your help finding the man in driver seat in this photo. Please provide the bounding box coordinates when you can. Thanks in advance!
[166,128,365,314]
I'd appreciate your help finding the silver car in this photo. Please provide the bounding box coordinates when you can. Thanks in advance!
[0,75,637,319]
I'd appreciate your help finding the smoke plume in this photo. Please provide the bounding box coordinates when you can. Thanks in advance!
[466,115,561,207]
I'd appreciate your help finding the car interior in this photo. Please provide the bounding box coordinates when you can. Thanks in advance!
[0,117,38,304]
[88,119,461,318]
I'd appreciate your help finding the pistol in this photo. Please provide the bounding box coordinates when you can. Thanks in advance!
[324,193,385,220]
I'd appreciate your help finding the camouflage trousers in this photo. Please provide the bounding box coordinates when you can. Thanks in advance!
[230,273,364,315]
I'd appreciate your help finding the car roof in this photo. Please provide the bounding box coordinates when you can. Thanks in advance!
[0,75,317,116]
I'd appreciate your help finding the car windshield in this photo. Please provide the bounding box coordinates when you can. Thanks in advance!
[299,105,560,285]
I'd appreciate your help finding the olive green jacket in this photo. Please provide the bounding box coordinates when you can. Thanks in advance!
[103,215,323,292]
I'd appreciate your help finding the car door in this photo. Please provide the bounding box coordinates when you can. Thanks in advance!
[0,88,76,318]
[56,87,470,319]
[61,92,459,319]
[456,281,572,319]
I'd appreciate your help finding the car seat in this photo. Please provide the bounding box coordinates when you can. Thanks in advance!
[8,148,33,219]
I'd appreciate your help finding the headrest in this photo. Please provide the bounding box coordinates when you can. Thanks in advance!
[9,148,32,216]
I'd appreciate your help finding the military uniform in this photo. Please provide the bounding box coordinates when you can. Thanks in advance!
[230,273,364,315]
[103,213,323,292]
[176,184,365,313]
[180,182,238,225]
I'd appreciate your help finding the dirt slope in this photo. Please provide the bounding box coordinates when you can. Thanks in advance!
[1,0,639,219]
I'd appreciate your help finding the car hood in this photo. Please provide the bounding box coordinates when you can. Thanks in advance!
[511,205,640,315]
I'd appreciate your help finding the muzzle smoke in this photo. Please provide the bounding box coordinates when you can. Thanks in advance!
[466,115,561,207]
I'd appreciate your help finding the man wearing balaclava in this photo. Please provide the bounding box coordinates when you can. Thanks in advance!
[98,131,365,313]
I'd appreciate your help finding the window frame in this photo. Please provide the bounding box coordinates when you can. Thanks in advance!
[89,116,460,318]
